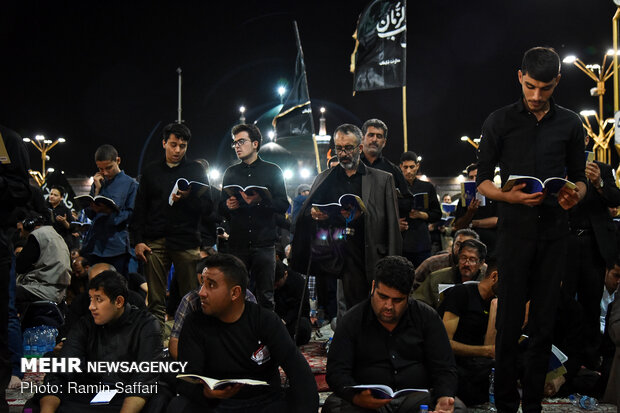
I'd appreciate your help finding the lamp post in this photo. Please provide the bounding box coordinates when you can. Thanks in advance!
[239,106,246,124]
[563,52,616,162]
[460,135,480,149]
[277,86,286,105]
[22,134,66,186]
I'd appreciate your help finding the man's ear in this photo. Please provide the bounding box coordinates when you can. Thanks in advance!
[115,295,125,308]
[518,69,523,84]
[162,139,167,149]
[370,280,376,294]
[116,157,121,166]
[230,285,242,301]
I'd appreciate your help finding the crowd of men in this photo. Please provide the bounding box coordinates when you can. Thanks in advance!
[1,45,620,413]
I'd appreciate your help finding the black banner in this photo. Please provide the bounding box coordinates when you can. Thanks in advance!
[351,0,407,92]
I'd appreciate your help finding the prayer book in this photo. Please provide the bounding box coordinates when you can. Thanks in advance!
[411,192,429,210]
[460,181,486,207]
[74,195,119,213]
[168,178,209,206]
[223,184,272,202]
[311,194,367,218]
[437,216,455,227]
[347,384,428,400]
[441,201,458,214]
[501,175,576,196]
[176,374,269,390]
[90,389,118,405]
[585,151,595,164]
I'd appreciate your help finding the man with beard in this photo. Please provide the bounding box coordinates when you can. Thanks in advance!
[413,239,487,309]
[439,259,499,406]
[290,124,401,313]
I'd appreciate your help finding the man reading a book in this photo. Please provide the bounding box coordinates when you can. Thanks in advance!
[325,256,462,413]
[476,46,587,413]
[82,144,138,275]
[220,123,289,310]
[171,253,318,412]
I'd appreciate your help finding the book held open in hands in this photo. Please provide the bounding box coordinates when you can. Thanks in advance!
[176,374,269,390]
[346,384,428,400]
[168,178,209,206]
[223,185,272,202]
[74,195,119,213]
[311,194,367,218]
[501,175,576,196]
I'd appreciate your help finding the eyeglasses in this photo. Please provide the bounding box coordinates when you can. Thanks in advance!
[231,138,250,148]
[334,145,357,154]
[459,256,479,265]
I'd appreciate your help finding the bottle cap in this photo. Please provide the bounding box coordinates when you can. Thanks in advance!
[420,405,428,409]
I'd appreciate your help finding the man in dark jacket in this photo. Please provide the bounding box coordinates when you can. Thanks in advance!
[130,123,211,333]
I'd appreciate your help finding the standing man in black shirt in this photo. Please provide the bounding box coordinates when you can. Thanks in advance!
[324,256,462,413]
[476,47,586,413]
[221,124,289,310]
[290,124,401,314]
[47,185,74,250]
[130,123,212,334]
[399,151,442,267]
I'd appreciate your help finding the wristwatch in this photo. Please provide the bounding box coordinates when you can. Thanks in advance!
[595,180,604,189]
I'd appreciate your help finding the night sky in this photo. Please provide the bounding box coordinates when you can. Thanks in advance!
[1,0,617,182]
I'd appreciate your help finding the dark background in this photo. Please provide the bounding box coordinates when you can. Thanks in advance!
[1,0,616,180]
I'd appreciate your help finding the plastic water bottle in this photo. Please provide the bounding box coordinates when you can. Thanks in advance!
[569,394,598,410]
[23,328,32,357]
[419,404,428,413]
[489,368,496,411]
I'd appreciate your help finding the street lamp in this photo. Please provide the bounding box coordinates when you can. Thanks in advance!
[460,135,479,149]
[277,86,286,104]
[239,106,246,124]
[563,53,616,162]
[22,134,66,186]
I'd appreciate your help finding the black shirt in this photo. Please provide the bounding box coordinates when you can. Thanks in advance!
[477,98,586,239]
[220,157,289,250]
[326,298,457,403]
[402,178,442,253]
[360,153,411,201]
[454,198,498,254]
[438,283,489,346]
[178,302,318,412]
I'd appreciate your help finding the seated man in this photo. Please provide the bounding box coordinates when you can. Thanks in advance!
[274,260,311,346]
[439,259,498,406]
[413,229,483,290]
[413,239,487,309]
[15,215,71,313]
[36,270,164,413]
[168,258,257,360]
[325,256,462,413]
[170,253,317,412]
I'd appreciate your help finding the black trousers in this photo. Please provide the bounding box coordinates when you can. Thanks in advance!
[235,246,276,311]
[0,258,10,413]
[562,232,606,368]
[495,232,567,413]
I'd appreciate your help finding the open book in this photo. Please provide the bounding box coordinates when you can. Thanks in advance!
[223,185,272,202]
[90,389,118,405]
[460,181,485,207]
[412,192,429,210]
[74,195,119,213]
[437,216,455,228]
[176,374,269,390]
[441,201,458,214]
[501,175,576,196]
[347,384,428,400]
[168,178,209,206]
[312,194,367,218]
[438,280,480,295]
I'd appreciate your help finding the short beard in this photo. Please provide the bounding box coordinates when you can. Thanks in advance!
[339,152,360,171]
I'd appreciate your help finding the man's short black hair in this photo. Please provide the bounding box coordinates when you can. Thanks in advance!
[88,270,128,304]
[163,122,192,143]
[275,259,287,283]
[94,144,118,162]
[196,257,208,275]
[203,253,249,295]
[453,228,480,240]
[458,239,487,262]
[521,47,561,83]
[399,151,419,164]
[374,256,414,295]
[333,124,363,145]
[232,123,262,151]
[362,119,388,138]
[466,163,478,175]
[51,185,65,197]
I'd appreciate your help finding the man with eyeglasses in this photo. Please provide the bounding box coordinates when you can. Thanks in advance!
[220,124,289,310]
[290,124,401,315]
[413,239,486,309]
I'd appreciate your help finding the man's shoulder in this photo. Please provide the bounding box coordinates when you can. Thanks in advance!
[406,298,441,323]
[366,165,393,181]
[429,266,453,279]
[337,299,369,329]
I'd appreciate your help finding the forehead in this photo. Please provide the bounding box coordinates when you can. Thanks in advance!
[167,134,187,145]
[365,126,385,136]
[204,267,226,283]
[334,131,358,146]
[89,287,109,300]
[50,189,60,196]
[375,282,407,299]
[96,160,116,168]
[233,131,250,141]
[401,160,417,168]
[455,234,473,244]
[468,169,478,176]
[522,73,556,88]
[610,265,620,276]
[459,246,479,257]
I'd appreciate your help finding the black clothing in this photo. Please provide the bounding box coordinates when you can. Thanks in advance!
[45,305,162,399]
[49,202,74,249]
[439,282,489,346]
[177,301,318,412]
[326,298,457,404]
[220,157,289,250]
[454,199,498,255]
[477,97,586,413]
[274,270,311,345]
[360,152,411,202]
[131,157,211,250]
[15,233,40,274]
[402,178,442,254]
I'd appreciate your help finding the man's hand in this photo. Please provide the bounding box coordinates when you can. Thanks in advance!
[93,172,104,195]
[39,395,61,413]
[399,217,409,232]
[409,209,428,220]
[467,198,481,211]
[585,161,602,187]
[203,383,243,399]
[432,396,455,413]
[239,190,262,205]
[341,207,362,221]
[135,243,152,262]
[503,183,545,206]
[351,390,391,410]
[557,186,580,210]
[310,207,329,221]
[171,188,190,204]
[55,214,70,228]
[226,196,240,210]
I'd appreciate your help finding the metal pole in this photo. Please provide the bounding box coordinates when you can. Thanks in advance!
[402,86,408,152]
[177,67,183,124]
[614,8,620,113]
